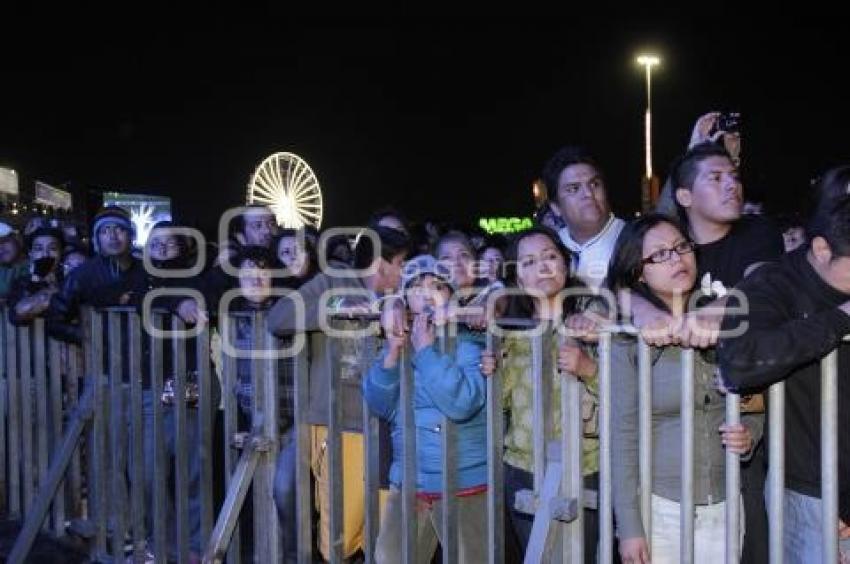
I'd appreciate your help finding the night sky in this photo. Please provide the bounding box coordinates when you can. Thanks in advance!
[3,15,849,235]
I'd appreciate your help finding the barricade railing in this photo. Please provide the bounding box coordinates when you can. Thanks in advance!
[3,306,844,564]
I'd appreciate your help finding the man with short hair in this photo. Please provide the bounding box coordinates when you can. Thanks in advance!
[718,166,850,563]
[672,142,780,285]
[177,205,279,324]
[236,205,278,248]
[543,146,625,289]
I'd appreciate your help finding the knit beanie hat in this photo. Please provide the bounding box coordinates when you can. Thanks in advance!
[92,206,133,253]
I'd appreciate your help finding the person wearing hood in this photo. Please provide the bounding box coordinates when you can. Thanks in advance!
[47,206,147,341]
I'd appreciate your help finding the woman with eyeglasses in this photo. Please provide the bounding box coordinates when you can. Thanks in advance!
[606,214,762,564]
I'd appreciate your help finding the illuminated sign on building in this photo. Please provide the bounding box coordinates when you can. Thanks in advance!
[35,181,73,210]
[0,168,19,196]
[478,217,533,235]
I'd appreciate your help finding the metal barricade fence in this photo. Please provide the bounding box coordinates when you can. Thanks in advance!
[4,307,282,564]
[2,307,845,564]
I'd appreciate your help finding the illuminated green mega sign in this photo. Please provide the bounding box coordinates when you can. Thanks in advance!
[479,217,533,235]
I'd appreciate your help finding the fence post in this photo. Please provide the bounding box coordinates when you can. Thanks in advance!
[400,342,417,564]
[150,311,169,563]
[361,332,380,564]
[107,311,127,560]
[173,317,190,564]
[197,319,215,543]
[294,334,312,564]
[725,393,741,564]
[260,313,281,562]
[485,330,504,564]
[222,315,242,564]
[128,311,146,560]
[19,326,33,517]
[768,382,785,564]
[679,348,695,564]
[598,332,613,564]
[0,314,7,516]
[33,319,49,530]
[561,330,584,564]
[821,350,839,563]
[83,308,108,559]
[48,336,65,537]
[637,339,652,540]
[439,333,458,564]
[6,317,20,519]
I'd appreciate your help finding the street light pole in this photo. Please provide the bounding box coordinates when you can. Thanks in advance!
[637,54,660,212]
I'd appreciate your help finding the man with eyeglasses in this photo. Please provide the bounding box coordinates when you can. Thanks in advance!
[543,145,625,289]
[137,221,212,562]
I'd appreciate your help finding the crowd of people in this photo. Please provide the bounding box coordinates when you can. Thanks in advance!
[0,110,847,564]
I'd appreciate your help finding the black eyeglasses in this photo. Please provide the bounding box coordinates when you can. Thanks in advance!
[641,241,695,265]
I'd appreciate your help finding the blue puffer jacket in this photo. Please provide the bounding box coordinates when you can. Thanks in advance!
[363,330,487,493]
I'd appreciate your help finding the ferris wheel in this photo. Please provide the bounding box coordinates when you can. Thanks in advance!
[246,152,323,228]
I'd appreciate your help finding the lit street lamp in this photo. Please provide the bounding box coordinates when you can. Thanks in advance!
[637,54,660,212]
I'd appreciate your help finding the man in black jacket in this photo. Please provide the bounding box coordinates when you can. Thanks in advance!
[718,166,850,562]
[47,206,147,342]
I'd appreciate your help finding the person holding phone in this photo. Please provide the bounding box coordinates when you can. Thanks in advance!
[8,226,64,324]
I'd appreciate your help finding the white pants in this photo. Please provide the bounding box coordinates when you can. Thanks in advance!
[649,494,744,564]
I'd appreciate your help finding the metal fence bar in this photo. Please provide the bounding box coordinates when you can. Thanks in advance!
[439,334,457,564]
[108,311,127,560]
[562,337,584,564]
[251,314,268,562]
[204,447,260,563]
[33,319,49,529]
[86,310,108,559]
[531,332,546,492]
[173,317,190,564]
[400,343,417,564]
[151,312,168,563]
[484,330,505,564]
[128,312,146,560]
[0,317,7,516]
[294,336,312,564]
[598,332,613,564]
[326,330,344,564]
[361,333,380,564]
[725,393,741,564]
[222,316,241,564]
[197,322,214,543]
[768,382,785,564]
[48,337,65,537]
[260,317,281,562]
[82,314,95,541]
[7,383,95,564]
[637,339,652,539]
[6,317,20,518]
[19,326,33,517]
[67,344,83,519]
[821,351,839,563]
[680,348,695,564]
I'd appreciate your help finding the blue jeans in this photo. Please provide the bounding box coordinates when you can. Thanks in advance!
[273,428,298,564]
[776,488,850,563]
[136,391,203,555]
